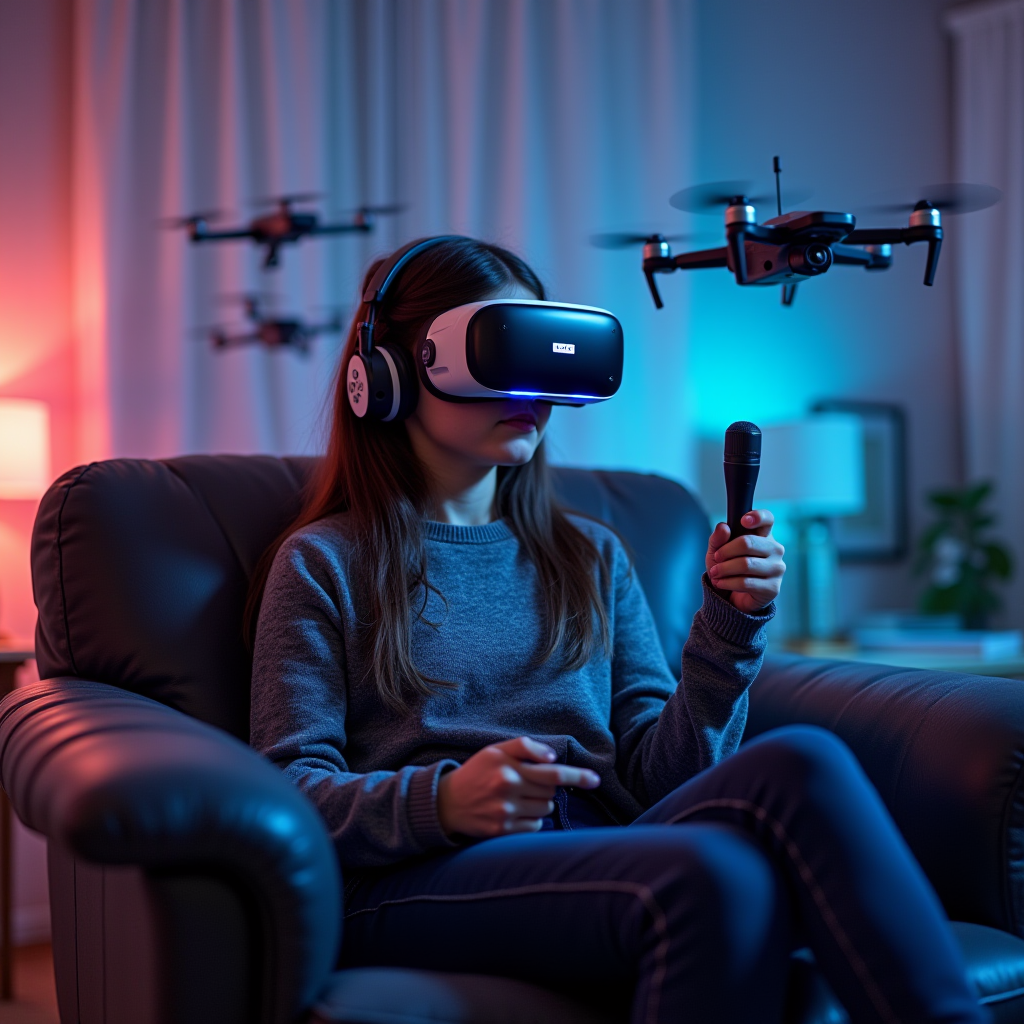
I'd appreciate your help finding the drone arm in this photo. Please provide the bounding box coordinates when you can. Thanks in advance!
[845,226,943,285]
[843,228,908,245]
[190,228,254,243]
[672,247,729,270]
[830,244,877,267]
[845,226,942,248]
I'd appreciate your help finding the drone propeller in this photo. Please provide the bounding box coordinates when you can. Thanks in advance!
[862,183,1002,216]
[589,232,693,250]
[669,180,814,214]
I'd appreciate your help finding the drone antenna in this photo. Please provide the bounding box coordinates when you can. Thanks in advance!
[773,156,783,216]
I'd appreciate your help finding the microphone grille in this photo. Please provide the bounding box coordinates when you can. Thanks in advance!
[725,421,762,461]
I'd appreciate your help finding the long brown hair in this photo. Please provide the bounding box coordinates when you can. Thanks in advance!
[245,237,610,711]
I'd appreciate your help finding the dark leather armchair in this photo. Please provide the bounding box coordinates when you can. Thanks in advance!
[4,455,1024,1023]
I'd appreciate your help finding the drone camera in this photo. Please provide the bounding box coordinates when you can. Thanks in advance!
[788,243,833,276]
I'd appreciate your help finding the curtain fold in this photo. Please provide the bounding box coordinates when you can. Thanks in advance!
[947,0,1024,627]
[73,0,695,481]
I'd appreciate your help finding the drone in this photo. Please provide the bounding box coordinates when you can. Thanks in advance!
[593,158,1002,307]
[209,295,343,355]
[166,195,404,269]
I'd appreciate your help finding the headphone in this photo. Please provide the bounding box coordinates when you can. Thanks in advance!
[345,235,465,422]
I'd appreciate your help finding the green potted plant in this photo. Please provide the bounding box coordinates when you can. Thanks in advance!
[915,481,1013,629]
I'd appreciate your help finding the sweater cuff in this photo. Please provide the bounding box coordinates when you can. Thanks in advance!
[407,760,461,850]
[700,573,775,646]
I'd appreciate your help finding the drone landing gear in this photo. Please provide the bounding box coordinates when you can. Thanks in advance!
[781,284,798,306]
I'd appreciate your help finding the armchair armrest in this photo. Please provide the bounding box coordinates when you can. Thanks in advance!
[749,654,1024,939]
[0,677,341,1021]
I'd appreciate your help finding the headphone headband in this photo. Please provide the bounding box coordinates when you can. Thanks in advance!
[358,235,467,356]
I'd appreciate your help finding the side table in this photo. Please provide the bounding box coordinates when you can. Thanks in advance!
[0,642,34,1002]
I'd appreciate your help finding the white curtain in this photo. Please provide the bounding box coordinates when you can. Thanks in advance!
[947,0,1024,627]
[73,0,696,480]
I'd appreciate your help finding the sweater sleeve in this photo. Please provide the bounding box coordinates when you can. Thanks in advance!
[611,557,774,808]
[249,534,459,868]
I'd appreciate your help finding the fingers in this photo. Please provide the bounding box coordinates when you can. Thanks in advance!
[706,511,786,611]
[709,553,786,582]
[740,509,774,536]
[510,798,556,819]
[711,532,784,563]
[494,736,557,763]
[517,762,601,789]
[707,522,731,556]
[708,574,780,598]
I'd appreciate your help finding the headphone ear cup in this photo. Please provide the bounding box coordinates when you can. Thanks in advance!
[345,352,373,418]
[383,343,419,421]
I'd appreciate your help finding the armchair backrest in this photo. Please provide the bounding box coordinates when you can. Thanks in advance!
[31,457,710,738]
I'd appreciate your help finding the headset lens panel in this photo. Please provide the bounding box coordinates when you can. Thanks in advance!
[465,304,623,400]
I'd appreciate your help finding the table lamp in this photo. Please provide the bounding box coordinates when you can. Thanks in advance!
[756,413,865,639]
[0,399,50,500]
[0,399,51,639]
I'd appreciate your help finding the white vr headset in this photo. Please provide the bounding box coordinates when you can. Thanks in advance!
[417,299,624,405]
[345,236,625,422]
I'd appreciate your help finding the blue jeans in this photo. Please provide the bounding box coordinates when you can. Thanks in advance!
[340,726,986,1023]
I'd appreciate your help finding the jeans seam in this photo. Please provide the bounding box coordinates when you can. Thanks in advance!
[664,797,902,1024]
[344,880,669,1024]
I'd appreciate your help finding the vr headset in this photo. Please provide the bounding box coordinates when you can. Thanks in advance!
[419,298,623,405]
[346,236,624,422]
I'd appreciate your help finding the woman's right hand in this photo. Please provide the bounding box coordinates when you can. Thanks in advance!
[437,736,601,839]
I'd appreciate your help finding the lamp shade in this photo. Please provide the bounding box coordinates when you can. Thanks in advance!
[755,413,865,516]
[0,399,51,499]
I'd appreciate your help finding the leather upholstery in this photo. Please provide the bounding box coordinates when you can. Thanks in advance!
[29,459,704,742]
[10,454,1024,1023]
[749,654,1024,941]
[48,843,256,1024]
[31,456,317,738]
[0,676,340,1023]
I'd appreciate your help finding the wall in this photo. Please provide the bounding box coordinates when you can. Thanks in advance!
[688,0,962,627]
[0,0,75,944]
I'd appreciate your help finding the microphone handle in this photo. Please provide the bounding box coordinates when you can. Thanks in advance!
[725,462,759,538]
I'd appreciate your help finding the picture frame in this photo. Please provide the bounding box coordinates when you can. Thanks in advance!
[811,400,909,563]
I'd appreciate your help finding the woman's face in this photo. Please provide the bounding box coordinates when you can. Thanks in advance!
[405,286,552,473]
[408,389,553,471]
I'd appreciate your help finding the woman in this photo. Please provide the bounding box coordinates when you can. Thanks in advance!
[249,237,984,1023]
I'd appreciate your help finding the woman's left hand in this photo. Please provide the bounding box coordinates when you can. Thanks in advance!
[706,510,786,614]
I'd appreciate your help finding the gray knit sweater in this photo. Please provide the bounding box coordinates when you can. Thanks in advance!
[250,514,774,869]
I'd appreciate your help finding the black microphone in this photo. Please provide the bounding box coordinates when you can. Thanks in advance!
[724,421,761,539]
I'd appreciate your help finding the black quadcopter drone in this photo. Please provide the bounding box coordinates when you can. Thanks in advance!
[166,195,404,269]
[594,158,1001,307]
[209,295,343,355]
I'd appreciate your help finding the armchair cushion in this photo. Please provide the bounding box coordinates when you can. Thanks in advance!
[748,655,1024,940]
[31,455,317,737]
